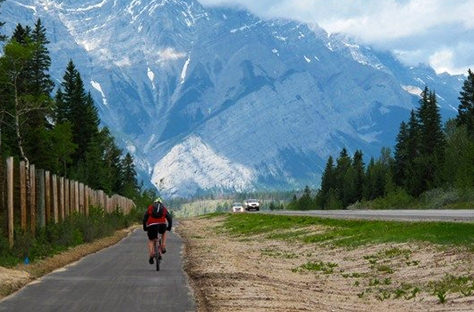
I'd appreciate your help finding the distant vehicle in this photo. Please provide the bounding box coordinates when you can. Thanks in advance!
[232,202,245,213]
[244,199,260,211]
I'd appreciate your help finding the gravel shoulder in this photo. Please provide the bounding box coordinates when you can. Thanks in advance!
[178,215,474,312]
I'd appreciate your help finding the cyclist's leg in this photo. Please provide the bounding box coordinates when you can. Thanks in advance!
[158,224,167,252]
[148,239,156,257]
[147,225,159,257]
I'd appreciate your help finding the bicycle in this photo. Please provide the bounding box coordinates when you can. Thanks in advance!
[154,233,163,271]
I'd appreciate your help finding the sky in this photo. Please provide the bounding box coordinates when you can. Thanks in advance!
[199,0,474,75]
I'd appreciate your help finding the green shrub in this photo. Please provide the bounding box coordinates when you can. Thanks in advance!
[0,205,138,266]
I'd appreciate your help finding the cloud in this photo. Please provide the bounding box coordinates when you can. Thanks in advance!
[198,0,474,75]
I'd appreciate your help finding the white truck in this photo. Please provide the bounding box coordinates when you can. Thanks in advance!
[243,199,260,211]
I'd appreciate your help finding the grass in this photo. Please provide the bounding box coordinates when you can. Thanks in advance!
[293,261,338,274]
[0,207,139,267]
[219,213,474,248]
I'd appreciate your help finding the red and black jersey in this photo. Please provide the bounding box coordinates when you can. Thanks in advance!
[143,204,173,229]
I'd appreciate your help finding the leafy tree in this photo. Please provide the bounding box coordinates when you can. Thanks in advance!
[49,122,77,175]
[0,39,35,161]
[443,120,474,189]
[457,69,474,137]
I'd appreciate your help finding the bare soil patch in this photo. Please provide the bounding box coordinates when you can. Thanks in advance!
[0,225,138,299]
[178,216,474,312]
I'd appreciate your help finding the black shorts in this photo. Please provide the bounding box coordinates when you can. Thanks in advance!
[147,224,167,240]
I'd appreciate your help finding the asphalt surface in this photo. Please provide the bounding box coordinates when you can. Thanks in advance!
[0,229,195,312]
[263,209,474,222]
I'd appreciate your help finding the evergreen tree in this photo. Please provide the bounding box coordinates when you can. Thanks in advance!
[316,156,335,208]
[393,121,408,186]
[60,61,100,162]
[352,150,365,202]
[99,127,122,193]
[405,110,422,195]
[457,69,474,137]
[334,148,352,203]
[30,19,54,96]
[416,87,446,191]
[121,153,139,198]
[22,19,55,168]
[12,24,31,46]
[54,88,68,123]
[298,186,313,210]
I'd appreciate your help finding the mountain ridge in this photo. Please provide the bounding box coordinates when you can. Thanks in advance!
[1,0,464,197]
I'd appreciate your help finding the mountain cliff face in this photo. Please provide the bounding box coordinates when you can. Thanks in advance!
[1,0,464,197]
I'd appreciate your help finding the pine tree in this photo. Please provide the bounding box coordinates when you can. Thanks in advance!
[352,150,365,202]
[22,19,55,168]
[121,153,139,198]
[316,156,335,209]
[416,87,446,191]
[393,121,408,186]
[60,61,100,162]
[405,109,422,196]
[335,148,352,202]
[30,19,54,96]
[457,69,474,137]
[298,186,313,210]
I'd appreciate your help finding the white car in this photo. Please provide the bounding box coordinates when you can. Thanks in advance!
[232,202,245,213]
[244,199,260,211]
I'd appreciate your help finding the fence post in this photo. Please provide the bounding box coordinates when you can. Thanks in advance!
[59,177,64,221]
[20,161,27,230]
[7,157,14,247]
[45,171,51,223]
[37,169,46,228]
[79,183,84,214]
[52,174,58,223]
[74,181,78,213]
[70,180,75,214]
[29,164,36,235]
[85,186,89,216]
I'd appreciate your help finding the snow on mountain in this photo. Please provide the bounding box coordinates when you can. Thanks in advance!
[1,0,464,197]
[151,136,255,197]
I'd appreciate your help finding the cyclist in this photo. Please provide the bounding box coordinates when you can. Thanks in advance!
[143,197,172,264]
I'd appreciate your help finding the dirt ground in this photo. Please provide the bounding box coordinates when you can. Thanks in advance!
[0,225,138,299]
[177,216,474,312]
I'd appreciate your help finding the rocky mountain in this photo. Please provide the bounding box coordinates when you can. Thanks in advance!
[1,0,465,197]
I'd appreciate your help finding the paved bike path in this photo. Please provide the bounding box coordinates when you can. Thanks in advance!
[0,229,195,312]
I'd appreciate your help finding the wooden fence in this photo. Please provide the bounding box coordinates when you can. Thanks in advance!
[0,157,135,247]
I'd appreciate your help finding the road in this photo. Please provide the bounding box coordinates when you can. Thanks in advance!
[263,209,474,222]
[0,229,195,312]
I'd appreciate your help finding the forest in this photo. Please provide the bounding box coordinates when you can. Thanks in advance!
[0,14,155,207]
[290,73,474,210]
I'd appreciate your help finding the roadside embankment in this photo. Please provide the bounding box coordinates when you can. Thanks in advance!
[178,213,474,311]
